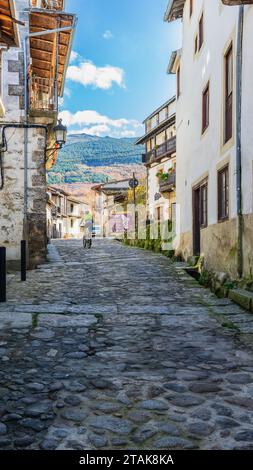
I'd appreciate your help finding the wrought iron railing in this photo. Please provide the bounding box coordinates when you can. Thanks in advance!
[142,136,176,164]
[159,172,176,193]
[29,76,57,112]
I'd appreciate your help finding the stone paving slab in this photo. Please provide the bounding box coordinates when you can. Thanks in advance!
[1,239,253,450]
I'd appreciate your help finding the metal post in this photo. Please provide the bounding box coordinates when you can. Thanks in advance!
[133,172,137,234]
[0,247,6,303]
[21,240,27,282]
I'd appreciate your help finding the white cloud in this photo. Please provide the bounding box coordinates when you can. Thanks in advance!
[59,109,143,138]
[103,30,114,40]
[63,87,72,98]
[67,60,125,90]
[70,50,79,63]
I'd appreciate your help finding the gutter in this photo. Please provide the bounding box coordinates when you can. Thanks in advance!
[236,5,244,278]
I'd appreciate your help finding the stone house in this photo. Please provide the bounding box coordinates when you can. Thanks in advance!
[165,0,253,279]
[136,98,177,225]
[0,0,76,269]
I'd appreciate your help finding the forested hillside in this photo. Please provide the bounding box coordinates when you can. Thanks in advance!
[47,133,144,185]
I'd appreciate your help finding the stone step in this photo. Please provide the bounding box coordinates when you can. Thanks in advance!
[228,288,253,313]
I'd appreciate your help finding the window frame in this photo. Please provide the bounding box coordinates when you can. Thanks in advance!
[218,165,229,222]
[177,65,181,98]
[198,13,204,51]
[202,82,210,134]
[189,0,193,18]
[199,181,208,229]
[224,43,233,144]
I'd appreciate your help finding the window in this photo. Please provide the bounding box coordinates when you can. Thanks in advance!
[156,206,161,222]
[70,203,74,213]
[224,44,233,143]
[146,120,151,132]
[71,219,74,228]
[177,66,181,98]
[218,166,229,221]
[190,0,193,18]
[198,13,204,50]
[202,82,210,133]
[200,182,208,228]
[194,35,198,54]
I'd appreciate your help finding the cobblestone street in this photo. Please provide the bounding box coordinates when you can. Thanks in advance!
[1,239,253,450]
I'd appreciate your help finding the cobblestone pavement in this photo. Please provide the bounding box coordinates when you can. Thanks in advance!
[1,239,253,450]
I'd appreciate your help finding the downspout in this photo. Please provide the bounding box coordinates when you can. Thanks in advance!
[236,5,244,278]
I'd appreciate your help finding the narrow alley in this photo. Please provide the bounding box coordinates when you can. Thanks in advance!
[1,240,253,450]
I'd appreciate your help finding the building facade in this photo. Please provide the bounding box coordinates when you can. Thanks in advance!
[47,186,88,240]
[0,0,76,269]
[165,0,253,279]
[136,98,177,224]
[92,180,131,237]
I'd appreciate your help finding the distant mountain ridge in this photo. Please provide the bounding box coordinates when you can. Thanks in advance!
[47,133,144,185]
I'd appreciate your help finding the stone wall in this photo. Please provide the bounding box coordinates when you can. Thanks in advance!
[0,1,50,270]
[178,215,253,280]
[242,213,253,278]
[176,231,192,262]
[0,127,47,270]
[201,219,238,279]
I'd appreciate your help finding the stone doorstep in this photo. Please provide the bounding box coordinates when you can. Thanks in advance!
[228,289,253,314]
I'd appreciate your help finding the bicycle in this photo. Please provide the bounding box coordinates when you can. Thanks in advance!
[82,228,92,249]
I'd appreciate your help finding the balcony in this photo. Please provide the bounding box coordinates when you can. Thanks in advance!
[159,172,176,193]
[142,136,176,165]
[30,0,64,10]
[29,76,57,113]
[114,193,127,204]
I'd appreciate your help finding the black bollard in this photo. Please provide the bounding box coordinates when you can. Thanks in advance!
[21,240,27,282]
[0,247,6,303]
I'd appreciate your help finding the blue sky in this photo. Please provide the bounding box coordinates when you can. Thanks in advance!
[61,0,181,138]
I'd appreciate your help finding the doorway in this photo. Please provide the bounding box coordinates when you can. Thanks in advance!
[193,187,201,256]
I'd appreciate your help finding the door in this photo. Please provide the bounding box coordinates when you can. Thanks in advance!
[193,187,201,256]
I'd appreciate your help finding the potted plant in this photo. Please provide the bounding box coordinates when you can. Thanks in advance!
[160,172,169,181]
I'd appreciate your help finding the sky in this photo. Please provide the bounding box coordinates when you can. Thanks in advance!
[60,0,181,138]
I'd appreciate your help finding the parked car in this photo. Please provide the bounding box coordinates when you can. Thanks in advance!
[92,225,102,238]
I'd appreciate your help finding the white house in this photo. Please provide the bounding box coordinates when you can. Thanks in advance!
[136,98,177,224]
[165,0,253,279]
[47,187,88,240]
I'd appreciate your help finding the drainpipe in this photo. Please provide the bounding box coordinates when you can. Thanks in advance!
[22,19,77,237]
[236,5,244,278]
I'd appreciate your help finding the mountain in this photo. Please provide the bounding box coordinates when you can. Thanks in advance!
[47,133,144,185]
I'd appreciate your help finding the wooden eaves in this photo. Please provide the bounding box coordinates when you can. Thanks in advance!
[0,0,22,47]
[164,0,186,22]
[29,9,76,96]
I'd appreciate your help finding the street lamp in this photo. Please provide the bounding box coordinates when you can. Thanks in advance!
[53,119,67,149]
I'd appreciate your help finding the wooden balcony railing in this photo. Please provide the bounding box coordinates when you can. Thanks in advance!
[29,76,57,112]
[159,172,176,193]
[114,193,127,204]
[30,0,64,11]
[142,136,176,164]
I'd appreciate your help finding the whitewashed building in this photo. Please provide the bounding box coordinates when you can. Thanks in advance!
[47,187,88,240]
[136,98,177,224]
[165,0,253,279]
[0,0,76,269]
